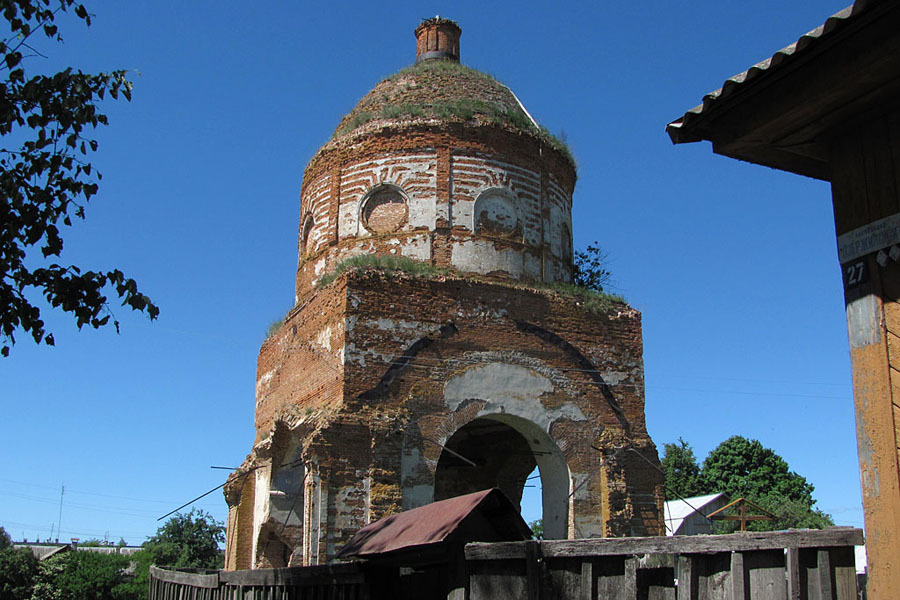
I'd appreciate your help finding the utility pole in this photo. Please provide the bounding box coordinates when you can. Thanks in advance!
[56,484,64,543]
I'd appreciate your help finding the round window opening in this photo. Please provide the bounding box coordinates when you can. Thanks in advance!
[474,189,518,237]
[362,185,408,234]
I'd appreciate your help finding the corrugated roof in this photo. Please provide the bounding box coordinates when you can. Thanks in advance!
[667,1,870,143]
[336,488,531,559]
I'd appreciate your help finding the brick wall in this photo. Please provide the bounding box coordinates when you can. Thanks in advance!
[228,270,663,567]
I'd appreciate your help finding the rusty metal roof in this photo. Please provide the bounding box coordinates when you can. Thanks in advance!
[336,488,532,559]
[667,1,871,144]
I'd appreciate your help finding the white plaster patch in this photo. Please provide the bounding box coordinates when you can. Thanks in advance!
[314,257,327,276]
[451,239,525,279]
[444,363,586,431]
[251,466,271,568]
[256,370,275,401]
[314,326,332,351]
[601,371,628,386]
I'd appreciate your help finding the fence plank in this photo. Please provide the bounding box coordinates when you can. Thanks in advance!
[817,549,834,600]
[730,552,746,600]
[580,560,592,600]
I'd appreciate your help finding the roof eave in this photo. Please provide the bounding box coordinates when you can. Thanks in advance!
[667,1,900,181]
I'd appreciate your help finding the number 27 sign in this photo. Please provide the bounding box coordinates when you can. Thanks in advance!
[843,260,868,289]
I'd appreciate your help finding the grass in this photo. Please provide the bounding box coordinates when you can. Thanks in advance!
[316,254,624,314]
[265,316,284,339]
[384,59,497,83]
[332,61,576,166]
[525,281,625,314]
[316,254,451,288]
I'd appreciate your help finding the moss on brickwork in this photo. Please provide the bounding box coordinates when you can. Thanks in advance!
[332,60,574,166]
[317,255,625,315]
[316,254,452,289]
[531,282,626,314]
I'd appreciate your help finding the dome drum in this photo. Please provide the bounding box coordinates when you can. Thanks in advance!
[296,121,575,300]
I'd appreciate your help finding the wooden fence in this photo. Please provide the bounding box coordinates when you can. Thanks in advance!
[465,528,862,600]
[149,563,369,600]
[149,528,863,600]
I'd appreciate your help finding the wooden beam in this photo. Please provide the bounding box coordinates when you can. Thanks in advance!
[464,528,863,560]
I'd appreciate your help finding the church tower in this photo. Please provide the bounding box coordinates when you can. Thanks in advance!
[225,18,664,570]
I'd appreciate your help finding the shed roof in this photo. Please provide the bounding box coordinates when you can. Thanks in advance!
[663,493,727,536]
[336,488,532,560]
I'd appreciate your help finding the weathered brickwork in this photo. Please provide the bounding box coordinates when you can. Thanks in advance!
[227,271,663,568]
[225,18,663,571]
[294,125,577,302]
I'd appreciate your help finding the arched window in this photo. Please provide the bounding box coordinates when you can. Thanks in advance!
[361,184,408,234]
[560,223,573,264]
[473,188,518,237]
[301,215,315,255]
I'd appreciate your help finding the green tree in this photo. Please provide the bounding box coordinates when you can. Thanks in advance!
[699,436,830,532]
[661,437,703,499]
[31,551,132,600]
[700,435,814,506]
[0,525,11,549]
[0,545,38,600]
[0,0,158,357]
[123,509,225,597]
[141,509,225,569]
[529,519,543,540]
[573,242,612,292]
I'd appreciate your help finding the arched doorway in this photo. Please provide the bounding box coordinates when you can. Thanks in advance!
[433,414,571,539]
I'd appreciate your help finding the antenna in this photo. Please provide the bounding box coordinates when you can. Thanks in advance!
[56,484,64,542]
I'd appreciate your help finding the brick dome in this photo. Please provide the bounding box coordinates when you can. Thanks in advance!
[329,61,569,162]
[295,19,578,301]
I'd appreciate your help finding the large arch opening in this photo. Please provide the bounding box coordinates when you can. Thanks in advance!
[433,414,571,539]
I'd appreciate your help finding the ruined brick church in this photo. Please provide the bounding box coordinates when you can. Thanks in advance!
[224,18,663,570]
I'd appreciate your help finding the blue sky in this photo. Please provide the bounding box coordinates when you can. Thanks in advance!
[1,0,860,545]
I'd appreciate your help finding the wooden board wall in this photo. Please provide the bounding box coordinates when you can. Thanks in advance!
[830,110,900,597]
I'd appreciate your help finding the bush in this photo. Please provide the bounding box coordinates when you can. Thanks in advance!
[0,547,39,600]
[31,551,133,600]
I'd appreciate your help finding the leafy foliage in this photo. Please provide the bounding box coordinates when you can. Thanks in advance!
[662,435,833,532]
[661,437,702,499]
[141,509,225,569]
[0,0,158,356]
[700,436,815,506]
[529,519,543,540]
[121,509,224,597]
[0,546,38,600]
[30,551,132,600]
[573,242,612,293]
[0,525,11,550]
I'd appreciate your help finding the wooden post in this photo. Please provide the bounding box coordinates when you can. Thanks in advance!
[786,548,801,600]
[580,559,593,600]
[830,123,900,598]
[525,541,543,600]
[730,552,746,600]
[677,555,697,600]
[624,557,637,600]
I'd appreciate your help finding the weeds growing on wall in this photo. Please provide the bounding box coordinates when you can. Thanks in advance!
[265,317,285,339]
[316,255,622,313]
[316,255,451,289]
[333,61,575,166]
[527,282,625,314]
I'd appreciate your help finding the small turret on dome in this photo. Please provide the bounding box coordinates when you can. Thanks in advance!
[415,16,461,63]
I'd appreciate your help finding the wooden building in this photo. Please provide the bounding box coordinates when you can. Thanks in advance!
[667,1,900,595]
